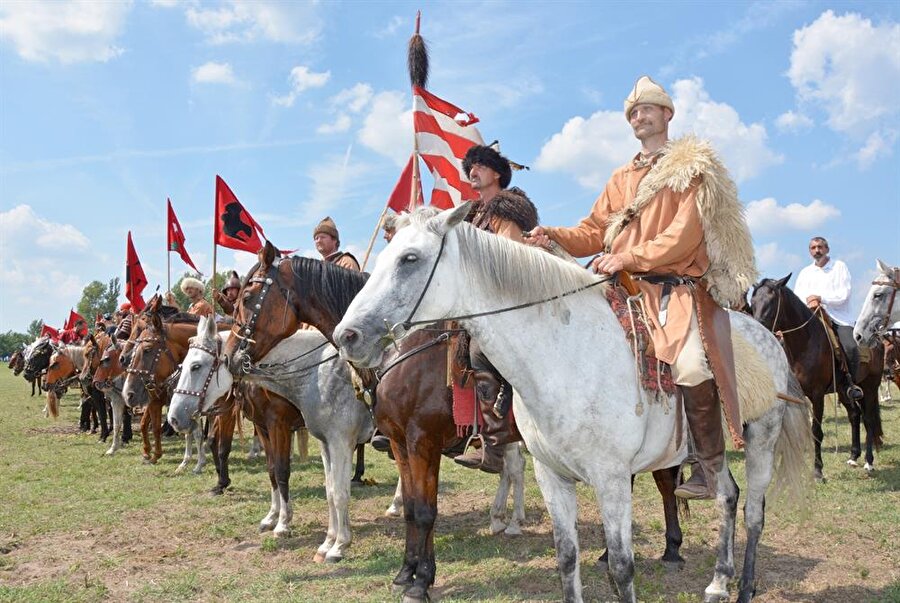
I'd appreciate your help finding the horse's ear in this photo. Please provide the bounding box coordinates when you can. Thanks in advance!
[110,333,118,346]
[89,333,99,348]
[259,241,277,269]
[876,258,891,275]
[431,202,471,236]
[775,273,791,288]
[151,308,164,333]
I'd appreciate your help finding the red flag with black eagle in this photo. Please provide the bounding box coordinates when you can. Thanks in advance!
[125,231,148,312]
[214,176,266,253]
[167,198,199,272]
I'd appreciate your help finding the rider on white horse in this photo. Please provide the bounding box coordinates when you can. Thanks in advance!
[453,143,539,474]
[527,76,758,500]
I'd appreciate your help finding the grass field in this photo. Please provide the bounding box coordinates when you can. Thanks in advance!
[1,368,898,602]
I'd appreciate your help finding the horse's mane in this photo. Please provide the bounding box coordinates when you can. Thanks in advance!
[287,256,370,319]
[163,312,201,325]
[410,210,602,306]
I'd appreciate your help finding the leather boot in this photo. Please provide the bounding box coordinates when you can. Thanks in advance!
[454,371,514,474]
[675,379,725,500]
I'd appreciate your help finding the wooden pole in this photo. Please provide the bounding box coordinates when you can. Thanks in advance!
[211,182,218,306]
[361,203,389,271]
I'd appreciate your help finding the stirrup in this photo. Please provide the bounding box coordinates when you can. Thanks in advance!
[847,385,864,402]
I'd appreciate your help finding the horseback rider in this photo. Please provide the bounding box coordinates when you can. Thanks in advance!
[382,212,398,243]
[794,236,865,401]
[453,143,538,474]
[527,76,756,499]
[213,271,242,317]
[315,217,361,271]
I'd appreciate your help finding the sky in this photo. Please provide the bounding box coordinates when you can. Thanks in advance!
[1,0,898,333]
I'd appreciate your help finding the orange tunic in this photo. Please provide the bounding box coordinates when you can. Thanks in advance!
[188,299,214,318]
[545,154,710,364]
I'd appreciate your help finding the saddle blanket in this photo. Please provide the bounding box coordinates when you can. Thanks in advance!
[605,286,677,397]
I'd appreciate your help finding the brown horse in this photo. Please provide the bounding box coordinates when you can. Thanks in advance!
[883,330,900,394]
[81,332,133,454]
[224,242,684,601]
[751,275,884,478]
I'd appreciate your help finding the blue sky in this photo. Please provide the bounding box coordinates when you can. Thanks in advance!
[1,0,898,332]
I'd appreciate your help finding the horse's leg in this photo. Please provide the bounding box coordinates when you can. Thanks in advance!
[737,418,776,603]
[385,473,403,517]
[105,395,123,456]
[248,430,262,460]
[95,391,110,442]
[491,442,525,536]
[843,393,862,466]
[490,446,513,535]
[652,466,685,567]
[211,412,236,495]
[861,383,879,473]
[351,443,365,484]
[271,423,293,538]
[703,466,739,603]
[296,427,309,462]
[811,394,825,482]
[122,405,133,443]
[402,444,442,602]
[192,420,207,474]
[533,458,584,603]
[175,424,193,474]
[151,400,163,463]
[390,445,418,593]
[323,437,354,562]
[315,440,339,561]
[256,430,280,532]
[140,407,152,461]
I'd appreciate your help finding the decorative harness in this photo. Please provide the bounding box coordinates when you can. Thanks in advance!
[126,330,180,398]
[871,268,900,337]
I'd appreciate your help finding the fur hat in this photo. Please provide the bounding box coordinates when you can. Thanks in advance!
[222,271,241,292]
[624,75,674,121]
[382,212,398,232]
[462,145,512,189]
[180,276,204,294]
[313,216,339,242]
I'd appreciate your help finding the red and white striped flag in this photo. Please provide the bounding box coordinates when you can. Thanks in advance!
[413,85,484,209]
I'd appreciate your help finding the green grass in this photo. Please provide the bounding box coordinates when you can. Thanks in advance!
[1,369,898,602]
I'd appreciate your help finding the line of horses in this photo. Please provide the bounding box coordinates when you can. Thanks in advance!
[8,212,899,603]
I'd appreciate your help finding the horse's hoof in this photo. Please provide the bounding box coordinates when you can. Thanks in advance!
[846,458,859,467]
[259,523,275,533]
[324,553,343,564]
[192,466,205,475]
[209,487,224,496]
[174,465,186,475]
[864,463,875,474]
[274,526,291,539]
[703,592,729,603]
[504,524,522,536]
[661,558,685,572]
[490,521,507,535]
[401,585,429,603]
[312,551,326,564]
[384,507,402,518]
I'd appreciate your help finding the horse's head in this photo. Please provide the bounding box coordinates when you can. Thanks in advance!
[169,315,232,433]
[79,332,103,387]
[9,350,24,375]
[225,241,302,375]
[23,338,53,382]
[44,348,74,389]
[336,204,469,367]
[93,335,123,390]
[122,311,179,409]
[749,274,792,331]
[854,259,900,345]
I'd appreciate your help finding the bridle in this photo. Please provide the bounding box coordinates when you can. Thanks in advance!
[870,268,900,336]
[379,231,610,347]
[172,337,223,418]
[126,329,179,398]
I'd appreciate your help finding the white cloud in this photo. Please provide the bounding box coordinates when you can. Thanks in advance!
[272,65,330,107]
[855,131,898,169]
[775,110,814,133]
[535,77,781,188]
[746,198,841,234]
[0,1,131,64]
[150,0,179,7]
[463,76,545,110]
[787,10,900,158]
[331,83,374,114]
[755,242,802,277]
[191,61,238,85]
[317,114,352,135]
[357,91,413,167]
[2,205,90,250]
[299,147,376,221]
[374,15,405,39]
[185,1,322,46]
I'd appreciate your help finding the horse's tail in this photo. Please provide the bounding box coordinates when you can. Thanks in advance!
[772,373,814,507]
[874,398,884,451]
[46,390,59,419]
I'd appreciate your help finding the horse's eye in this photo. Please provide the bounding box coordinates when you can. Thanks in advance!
[401,253,418,264]
[190,363,201,372]
[873,293,882,300]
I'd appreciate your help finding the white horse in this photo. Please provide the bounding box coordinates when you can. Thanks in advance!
[334,205,811,603]
[854,259,900,345]
[168,315,374,562]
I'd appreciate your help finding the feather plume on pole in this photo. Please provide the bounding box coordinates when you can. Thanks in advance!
[408,11,429,89]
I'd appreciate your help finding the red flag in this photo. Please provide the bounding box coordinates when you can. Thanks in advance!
[126,231,148,312]
[387,154,425,213]
[40,324,59,341]
[64,309,88,336]
[214,176,266,253]
[413,86,484,209]
[167,198,199,272]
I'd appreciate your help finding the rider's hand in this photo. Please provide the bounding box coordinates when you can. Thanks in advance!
[594,253,626,275]
[523,226,552,249]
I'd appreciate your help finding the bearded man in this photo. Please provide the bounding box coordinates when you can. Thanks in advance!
[527,76,757,499]
[453,143,538,474]
[213,271,242,317]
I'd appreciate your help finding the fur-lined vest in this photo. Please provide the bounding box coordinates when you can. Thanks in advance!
[546,135,758,363]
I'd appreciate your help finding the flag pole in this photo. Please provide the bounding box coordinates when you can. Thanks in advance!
[361,204,389,271]
[211,188,218,306]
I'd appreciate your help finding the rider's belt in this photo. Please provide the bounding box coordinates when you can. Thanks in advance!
[633,274,696,327]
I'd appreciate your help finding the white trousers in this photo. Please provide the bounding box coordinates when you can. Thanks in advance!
[671,310,714,387]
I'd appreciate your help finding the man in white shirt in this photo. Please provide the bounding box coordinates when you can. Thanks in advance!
[794,236,863,400]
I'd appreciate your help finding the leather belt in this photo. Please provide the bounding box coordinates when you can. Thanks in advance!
[634,274,696,326]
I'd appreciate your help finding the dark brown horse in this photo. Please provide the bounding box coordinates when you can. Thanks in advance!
[81,332,133,454]
[751,275,884,478]
[224,242,685,602]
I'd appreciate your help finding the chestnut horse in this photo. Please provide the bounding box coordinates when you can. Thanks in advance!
[44,344,89,423]
[81,332,133,454]
[751,275,884,477]
[224,242,684,598]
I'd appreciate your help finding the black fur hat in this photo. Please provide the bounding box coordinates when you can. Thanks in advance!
[462,145,512,189]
